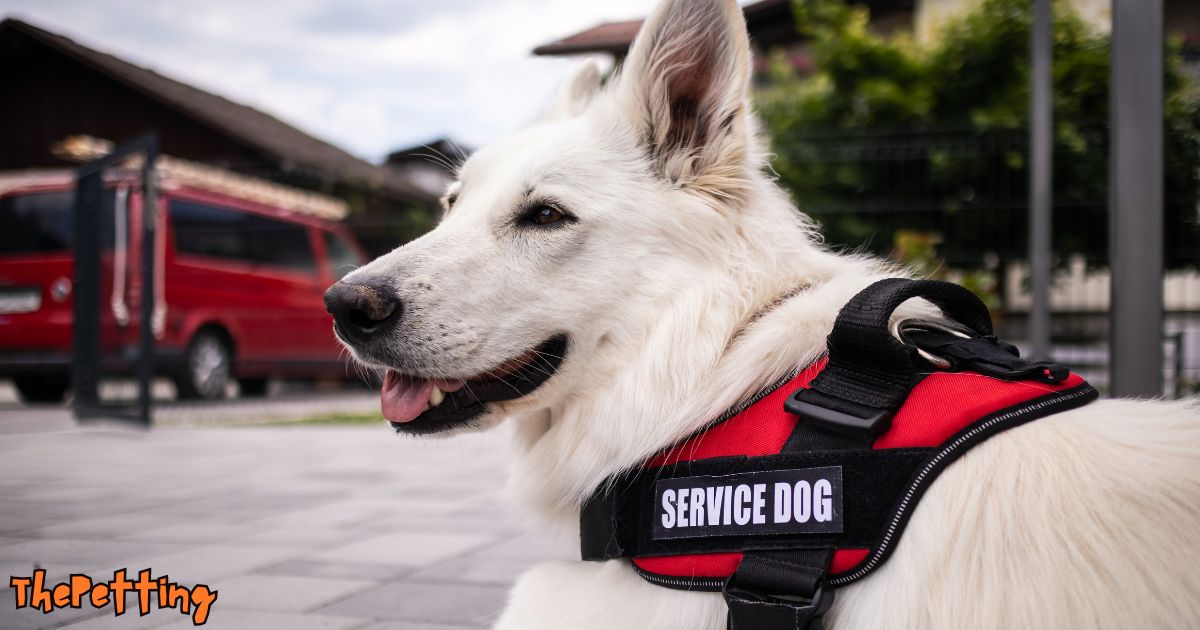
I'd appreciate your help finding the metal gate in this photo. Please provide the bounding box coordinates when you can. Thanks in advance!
[72,133,158,426]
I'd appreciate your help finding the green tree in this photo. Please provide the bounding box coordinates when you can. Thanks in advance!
[758,0,1200,271]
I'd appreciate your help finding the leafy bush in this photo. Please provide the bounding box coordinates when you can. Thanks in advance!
[758,0,1200,269]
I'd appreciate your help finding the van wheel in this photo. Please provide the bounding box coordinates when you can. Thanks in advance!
[176,331,231,400]
[13,374,69,403]
[238,378,269,397]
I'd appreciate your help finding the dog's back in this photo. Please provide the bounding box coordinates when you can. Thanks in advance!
[832,397,1200,629]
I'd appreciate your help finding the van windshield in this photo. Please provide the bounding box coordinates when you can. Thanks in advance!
[0,189,116,255]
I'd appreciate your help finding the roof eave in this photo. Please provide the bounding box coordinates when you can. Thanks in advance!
[532,42,630,56]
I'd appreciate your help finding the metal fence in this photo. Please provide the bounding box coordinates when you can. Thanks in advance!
[776,126,1200,396]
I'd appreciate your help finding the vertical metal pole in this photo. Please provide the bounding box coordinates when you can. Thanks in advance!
[70,134,158,425]
[1109,0,1164,397]
[71,174,103,416]
[1029,0,1053,361]
[137,140,158,426]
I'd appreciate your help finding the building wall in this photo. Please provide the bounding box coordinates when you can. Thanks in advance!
[0,36,434,256]
[916,0,1108,43]
[1167,0,1200,41]
[916,0,1199,44]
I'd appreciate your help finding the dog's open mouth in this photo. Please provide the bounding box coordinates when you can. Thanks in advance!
[381,335,568,434]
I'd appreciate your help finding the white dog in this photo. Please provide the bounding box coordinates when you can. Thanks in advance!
[326,0,1200,627]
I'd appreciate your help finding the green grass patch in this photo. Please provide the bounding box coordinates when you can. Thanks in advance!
[259,412,387,427]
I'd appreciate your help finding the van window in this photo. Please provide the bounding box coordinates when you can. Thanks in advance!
[0,190,116,255]
[322,231,360,280]
[170,200,315,272]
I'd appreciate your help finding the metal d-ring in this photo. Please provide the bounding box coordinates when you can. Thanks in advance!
[889,318,974,370]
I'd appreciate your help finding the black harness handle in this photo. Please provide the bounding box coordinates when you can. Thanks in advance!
[806,278,993,410]
[784,278,1066,449]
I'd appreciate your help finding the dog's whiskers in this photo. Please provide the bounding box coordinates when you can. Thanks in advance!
[530,349,567,362]
[414,144,466,173]
[477,368,528,398]
[516,356,558,380]
[460,381,484,407]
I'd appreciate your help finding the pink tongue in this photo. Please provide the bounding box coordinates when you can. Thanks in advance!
[381,370,433,423]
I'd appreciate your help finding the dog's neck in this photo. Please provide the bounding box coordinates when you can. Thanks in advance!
[506,187,903,531]
[723,282,813,354]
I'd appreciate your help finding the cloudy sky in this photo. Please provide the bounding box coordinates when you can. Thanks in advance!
[0,0,659,162]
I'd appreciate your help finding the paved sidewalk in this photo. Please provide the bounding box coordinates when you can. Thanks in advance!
[0,409,571,629]
[0,380,382,427]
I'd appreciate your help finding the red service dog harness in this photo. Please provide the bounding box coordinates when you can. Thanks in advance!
[579,279,1097,630]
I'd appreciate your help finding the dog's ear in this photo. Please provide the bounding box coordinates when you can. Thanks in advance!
[617,0,752,196]
[543,60,602,122]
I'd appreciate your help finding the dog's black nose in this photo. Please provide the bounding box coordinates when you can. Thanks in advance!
[324,278,401,342]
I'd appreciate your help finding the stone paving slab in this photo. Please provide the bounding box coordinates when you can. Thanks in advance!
[155,609,367,630]
[27,513,190,541]
[126,543,307,586]
[256,559,415,583]
[54,593,174,630]
[315,581,509,627]
[226,526,369,551]
[0,591,112,629]
[0,538,191,579]
[311,532,491,568]
[0,380,381,428]
[0,406,570,628]
[213,574,375,613]
[0,516,49,535]
[360,623,478,630]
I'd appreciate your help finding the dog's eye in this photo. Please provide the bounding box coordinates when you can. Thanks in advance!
[522,204,568,226]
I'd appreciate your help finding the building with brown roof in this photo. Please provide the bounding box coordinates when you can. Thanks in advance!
[535,0,1199,69]
[0,18,438,256]
[533,0,915,72]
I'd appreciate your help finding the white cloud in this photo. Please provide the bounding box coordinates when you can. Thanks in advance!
[1,0,651,161]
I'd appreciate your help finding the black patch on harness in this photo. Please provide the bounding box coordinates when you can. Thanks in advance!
[652,467,843,540]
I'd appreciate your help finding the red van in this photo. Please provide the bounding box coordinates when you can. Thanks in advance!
[0,162,365,402]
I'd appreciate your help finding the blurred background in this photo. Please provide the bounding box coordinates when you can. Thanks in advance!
[2,0,1198,411]
[2,0,1197,414]
[0,0,1197,628]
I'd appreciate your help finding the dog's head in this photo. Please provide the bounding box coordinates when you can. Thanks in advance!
[326,0,765,435]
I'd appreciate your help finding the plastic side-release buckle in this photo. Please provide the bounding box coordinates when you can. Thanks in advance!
[724,548,836,630]
[784,391,893,438]
[725,582,833,630]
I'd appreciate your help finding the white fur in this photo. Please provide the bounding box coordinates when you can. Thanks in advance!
[343,0,1200,627]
